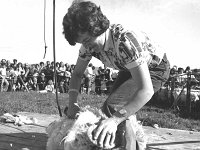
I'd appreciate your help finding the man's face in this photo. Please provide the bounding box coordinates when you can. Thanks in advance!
[76,32,97,49]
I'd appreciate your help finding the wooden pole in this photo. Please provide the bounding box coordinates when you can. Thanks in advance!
[186,72,191,116]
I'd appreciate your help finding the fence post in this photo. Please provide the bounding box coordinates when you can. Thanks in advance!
[170,77,175,105]
[186,72,191,116]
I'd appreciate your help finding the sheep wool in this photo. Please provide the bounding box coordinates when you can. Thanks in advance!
[46,106,146,150]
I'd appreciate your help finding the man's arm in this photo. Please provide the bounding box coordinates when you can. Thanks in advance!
[112,62,154,123]
[68,57,89,103]
[66,56,90,118]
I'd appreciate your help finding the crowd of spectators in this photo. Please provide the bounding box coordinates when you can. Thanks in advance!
[0,58,73,93]
[2,58,199,95]
[0,59,118,95]
[167,65,200,89]
[81,63,118,95]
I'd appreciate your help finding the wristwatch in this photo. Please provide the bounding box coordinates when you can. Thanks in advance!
[113,108,128,118]
[118,108,128,117]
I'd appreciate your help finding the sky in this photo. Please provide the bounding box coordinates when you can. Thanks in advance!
[0,0,200,69]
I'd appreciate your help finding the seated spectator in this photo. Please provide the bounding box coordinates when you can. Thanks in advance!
[45,79,55,92]
[26,78,34,91]
[64,79,69,93]
[58,79,66,93]
[32,77,39,91]
[26,76,39,92]
[39,79,55,93]
[38,73,47,90]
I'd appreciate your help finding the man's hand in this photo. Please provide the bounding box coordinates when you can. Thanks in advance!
[92,117,121,148]
[64,103,80,119]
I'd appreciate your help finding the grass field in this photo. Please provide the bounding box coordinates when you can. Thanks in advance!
[0,91,200,132]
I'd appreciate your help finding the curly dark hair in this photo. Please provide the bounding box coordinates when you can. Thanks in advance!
[62,1,110,46]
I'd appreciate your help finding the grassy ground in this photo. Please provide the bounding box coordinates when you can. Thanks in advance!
[0,91,200,131]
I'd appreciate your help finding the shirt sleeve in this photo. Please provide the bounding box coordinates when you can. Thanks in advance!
[78,45,92,62]
[118,31,146,69]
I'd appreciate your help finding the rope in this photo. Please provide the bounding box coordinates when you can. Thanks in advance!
[43,0,47,59]
[53,0,62,117]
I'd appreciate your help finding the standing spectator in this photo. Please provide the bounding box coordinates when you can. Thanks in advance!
[65,66,71,86]
[65,63,70,72]
[23,63,30,82]
[35,63,40,73]
[6,60,11,68]
[14,62,25,91]
[17,62,25,75]
[84,63,94,94]
[50,61,55,72]
[58,61,66,84]
[6,65,16,91]
[12,59,18,68]
[104,68,113,94]
[184,66,198,86]
[0,62,9,92]
[27,64,36,82]
[43,62,54,82]
[80,73,86,93]
[33,66,39,78]
[184,66,191,73]
[46,61,51,67]
[176,67,186,87]
[39,62,45,74]
[100,71,107,94]
[70,64,75,74]
[193,69,200,83]
[1,59,6,65]
[94,66,103,95]
[90,66,96,93]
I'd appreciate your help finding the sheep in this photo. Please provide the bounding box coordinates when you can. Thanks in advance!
[46,106,146,150]
[173,88,200,102]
